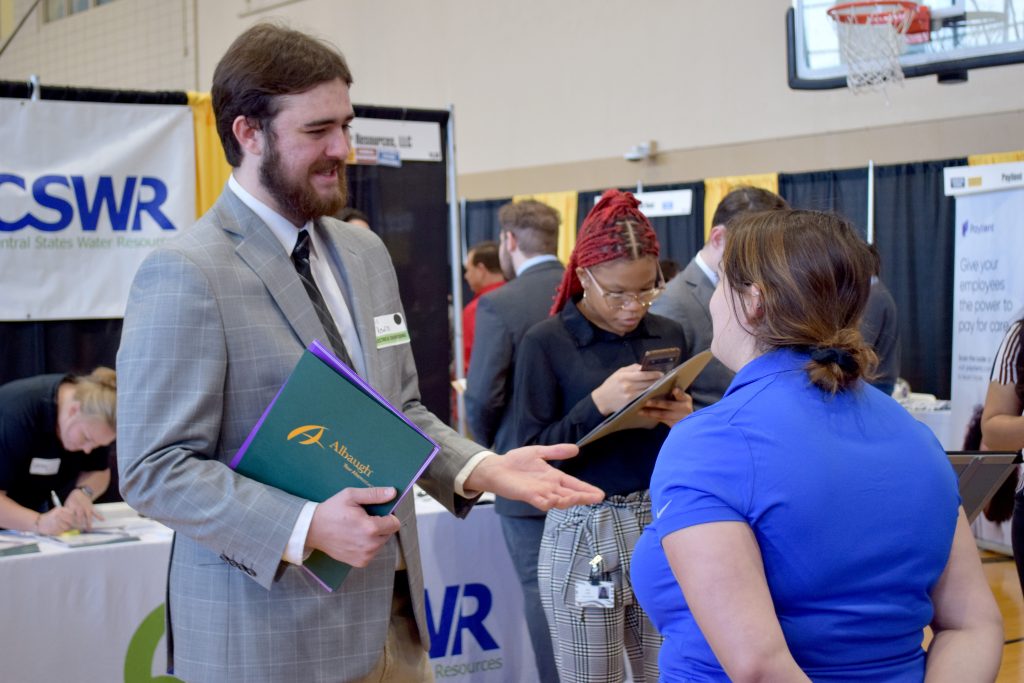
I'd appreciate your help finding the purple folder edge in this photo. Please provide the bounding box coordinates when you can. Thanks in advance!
[229,340,441,592]
[229,383,288,470]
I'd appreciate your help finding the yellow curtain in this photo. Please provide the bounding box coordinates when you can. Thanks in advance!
[187,91,232,218]
[512,191,578,264]
[969,150,1024,166]
[1,0,14,41]
[703,173,779,241]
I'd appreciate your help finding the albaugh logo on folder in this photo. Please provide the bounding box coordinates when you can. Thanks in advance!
[288,424,327,447]
[287,424,375,484]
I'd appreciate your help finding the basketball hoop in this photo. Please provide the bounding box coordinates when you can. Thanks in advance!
[827,1,923,94]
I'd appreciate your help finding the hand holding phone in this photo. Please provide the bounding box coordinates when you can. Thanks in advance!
[640,347,680,373]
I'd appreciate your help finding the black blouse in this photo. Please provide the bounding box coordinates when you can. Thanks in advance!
[512,298,687,497]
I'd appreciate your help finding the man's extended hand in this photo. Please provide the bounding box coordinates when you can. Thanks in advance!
[306,487,401,567]
[465,444,605,511]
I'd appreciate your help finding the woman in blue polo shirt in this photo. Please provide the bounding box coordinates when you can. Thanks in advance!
[631,210,1003,681]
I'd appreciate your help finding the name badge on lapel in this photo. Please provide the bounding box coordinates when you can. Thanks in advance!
[374,312,411,349]
[29,458,61,476]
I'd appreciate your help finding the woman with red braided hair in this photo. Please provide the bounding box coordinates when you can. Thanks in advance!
[511,189,693,683]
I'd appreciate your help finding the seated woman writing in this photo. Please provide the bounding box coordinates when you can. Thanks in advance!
[631,210,1003,681]
[0,367,116,535]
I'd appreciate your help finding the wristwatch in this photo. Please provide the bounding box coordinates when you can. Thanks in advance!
[77,485,95,500]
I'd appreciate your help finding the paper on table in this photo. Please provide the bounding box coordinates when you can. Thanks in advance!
[576,351,713,449]
[48,530,138,548]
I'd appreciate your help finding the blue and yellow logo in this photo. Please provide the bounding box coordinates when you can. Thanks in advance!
[287,425,327,448]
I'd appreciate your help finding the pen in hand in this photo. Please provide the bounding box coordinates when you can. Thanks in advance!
[50,490,62,509]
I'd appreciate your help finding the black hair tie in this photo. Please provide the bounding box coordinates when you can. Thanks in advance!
[810,346,858,373]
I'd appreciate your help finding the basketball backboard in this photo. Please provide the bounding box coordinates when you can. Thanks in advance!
[788,0,1024,89]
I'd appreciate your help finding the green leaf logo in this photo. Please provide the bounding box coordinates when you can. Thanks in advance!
[123,604,182,682]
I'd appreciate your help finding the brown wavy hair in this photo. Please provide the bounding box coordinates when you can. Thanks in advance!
[213,23,354,167]
[722,209,878,394]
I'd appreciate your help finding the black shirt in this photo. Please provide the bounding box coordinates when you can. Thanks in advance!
[512,299,687,497]
[0,374,109,513]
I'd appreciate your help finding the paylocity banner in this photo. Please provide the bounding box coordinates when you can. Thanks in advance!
[945,161,1024,442]
[0,98,195,320]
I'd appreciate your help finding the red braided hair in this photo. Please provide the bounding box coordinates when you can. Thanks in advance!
[550,189,660,314]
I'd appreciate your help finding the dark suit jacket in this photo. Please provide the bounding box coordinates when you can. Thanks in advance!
[649,257,734,409]
[860,278,901,390]
[464,259,564,517]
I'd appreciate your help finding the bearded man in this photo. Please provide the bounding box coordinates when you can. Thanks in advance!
[116,23,601,683]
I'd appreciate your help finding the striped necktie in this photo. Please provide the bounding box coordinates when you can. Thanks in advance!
[290,229,355,369]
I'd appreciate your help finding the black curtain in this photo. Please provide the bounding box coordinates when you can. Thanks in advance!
[779,168,870,238]
[347,105,453,423]
[0,80,187,105]
[576,181,705,267]
[463,197,510,250]
[873,159,965,398]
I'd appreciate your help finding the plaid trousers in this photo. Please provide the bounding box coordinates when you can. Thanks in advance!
[537,491,662,683]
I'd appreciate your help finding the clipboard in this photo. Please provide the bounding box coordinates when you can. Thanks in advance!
[576,350,713,448]
[946,450,1021,523]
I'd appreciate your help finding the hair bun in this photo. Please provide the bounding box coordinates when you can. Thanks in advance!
[810,347,858,373]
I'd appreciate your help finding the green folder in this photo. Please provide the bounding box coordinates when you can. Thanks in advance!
[0,535,39,557]
[230,341,440,591]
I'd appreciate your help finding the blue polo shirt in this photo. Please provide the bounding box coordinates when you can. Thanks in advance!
[631,349,959,681]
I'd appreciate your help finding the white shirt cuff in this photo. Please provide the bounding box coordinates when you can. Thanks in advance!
[283,501,318,565]
[454,450,495,498]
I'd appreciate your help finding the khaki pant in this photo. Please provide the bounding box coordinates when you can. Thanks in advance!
[354,571,434,683]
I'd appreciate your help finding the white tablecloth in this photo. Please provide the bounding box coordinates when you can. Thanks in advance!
[1,499,535,682]
[0,503,173,683]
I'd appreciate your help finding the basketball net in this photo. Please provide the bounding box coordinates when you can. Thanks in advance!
[829,2,916,95]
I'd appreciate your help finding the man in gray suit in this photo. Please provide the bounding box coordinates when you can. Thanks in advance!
[650,187,789,409]
[464,199,564,682]
[116,24,601,683]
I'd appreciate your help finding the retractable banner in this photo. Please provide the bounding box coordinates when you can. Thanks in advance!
[945,161,1024,445]
[0,98,195,320]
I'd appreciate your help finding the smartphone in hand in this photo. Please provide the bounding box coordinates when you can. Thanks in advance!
[640,347,680,373]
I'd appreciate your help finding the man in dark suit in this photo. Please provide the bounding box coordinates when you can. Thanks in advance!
[116,24,601,683]
[465,199,564,682]
[860,244,901,395]
[650,187,789,409]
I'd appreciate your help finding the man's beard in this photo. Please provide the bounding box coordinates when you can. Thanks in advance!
[259,137,348,224]
[498,239,516,280]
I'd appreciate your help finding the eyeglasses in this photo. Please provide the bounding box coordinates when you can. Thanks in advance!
[583,265,665,311]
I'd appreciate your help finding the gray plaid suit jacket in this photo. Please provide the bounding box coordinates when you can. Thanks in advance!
[649,257,734,410]
[117,188,481,683]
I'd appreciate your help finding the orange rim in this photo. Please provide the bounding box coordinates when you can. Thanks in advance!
[827,1,918,25]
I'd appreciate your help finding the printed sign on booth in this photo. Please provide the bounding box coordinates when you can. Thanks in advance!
[416,494,538,682]
[0,98,195,320]
[945,162,1024,449]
